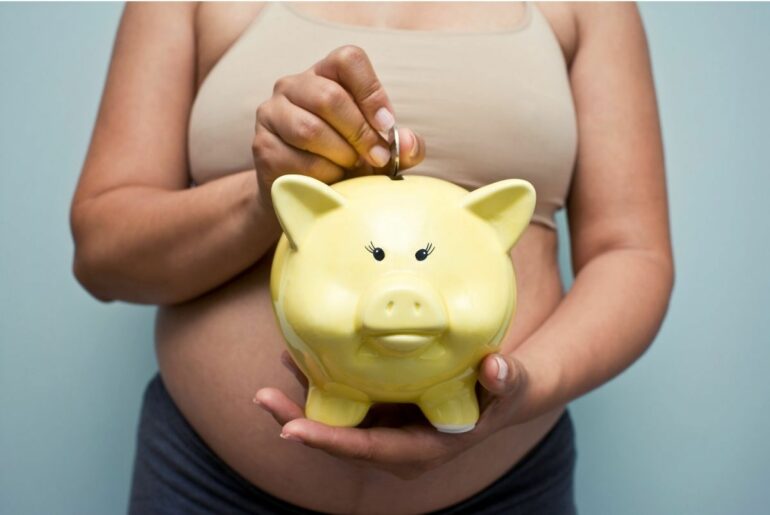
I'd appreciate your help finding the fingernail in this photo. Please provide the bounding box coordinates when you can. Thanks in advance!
[407,129,419,159]
[252,395,264,407]
[374,107,395,132]
[495,355,508,383]
[353,155,364,168]
[370,145,390,167]
[280,432,304,443]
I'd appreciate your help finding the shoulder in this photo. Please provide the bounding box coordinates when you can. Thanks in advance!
[193,2,267,88]
[535,2,645,68]
[572,2,641,24]
[122,2,197,22]
[571,3,647,48]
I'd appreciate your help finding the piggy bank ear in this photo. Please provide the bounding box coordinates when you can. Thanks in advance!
[459,179,536,251]
[271,174,347,250]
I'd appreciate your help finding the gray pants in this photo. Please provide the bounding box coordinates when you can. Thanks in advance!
[128,374,577,514]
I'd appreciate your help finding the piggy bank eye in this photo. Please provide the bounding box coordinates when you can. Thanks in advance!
[365,241,385,261]
[415,242,435,261]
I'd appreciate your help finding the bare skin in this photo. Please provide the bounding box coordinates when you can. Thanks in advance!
[70,2,674,513]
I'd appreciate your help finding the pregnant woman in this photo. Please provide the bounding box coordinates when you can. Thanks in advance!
[70,2,674,514]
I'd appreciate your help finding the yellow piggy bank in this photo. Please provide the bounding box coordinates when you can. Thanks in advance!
[269,173,535,433]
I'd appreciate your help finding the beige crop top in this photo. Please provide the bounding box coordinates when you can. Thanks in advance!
[189,1,577,229]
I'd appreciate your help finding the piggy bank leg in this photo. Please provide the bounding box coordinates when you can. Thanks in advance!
[305,383,372,428]
[417,374,479,434]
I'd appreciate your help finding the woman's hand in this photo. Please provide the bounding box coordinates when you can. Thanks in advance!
[252,45,426,208]
[253,351,530,480]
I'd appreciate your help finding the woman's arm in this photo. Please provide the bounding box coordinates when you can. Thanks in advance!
[496,2,675,420]
[70,3,281,305]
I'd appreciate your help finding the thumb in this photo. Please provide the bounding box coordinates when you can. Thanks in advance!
[397,127,426,170]
[478,353,528,396]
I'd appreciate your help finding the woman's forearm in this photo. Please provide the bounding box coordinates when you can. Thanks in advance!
[508,247,674,422]
[71,170,282,305]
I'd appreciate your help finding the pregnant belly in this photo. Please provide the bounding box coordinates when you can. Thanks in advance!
[155,229,566,514]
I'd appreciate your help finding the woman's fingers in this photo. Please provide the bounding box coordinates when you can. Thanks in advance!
[346,127,427,177]
[397,127,426,171]
[314,45,396,134]
[280,418,470,479]
[252,123,346,186]
[281,74,391,168]
[263,93,360,169]
[254,44,428,190]
[253,387,305,425]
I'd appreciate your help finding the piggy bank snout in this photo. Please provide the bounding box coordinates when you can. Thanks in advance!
[360,276,448,336]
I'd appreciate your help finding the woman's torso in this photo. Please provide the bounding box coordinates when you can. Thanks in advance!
[156,2,578,513]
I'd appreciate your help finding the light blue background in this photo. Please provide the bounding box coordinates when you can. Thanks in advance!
[1,3,768,514]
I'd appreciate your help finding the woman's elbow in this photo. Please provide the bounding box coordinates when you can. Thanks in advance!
[71,229,118,303]
[70,201,127,303]
[71,236,192,306]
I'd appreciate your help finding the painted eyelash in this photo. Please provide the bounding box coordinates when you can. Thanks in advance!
[365,241,386,261]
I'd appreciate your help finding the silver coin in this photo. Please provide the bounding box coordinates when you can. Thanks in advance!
[388,125,400,179]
